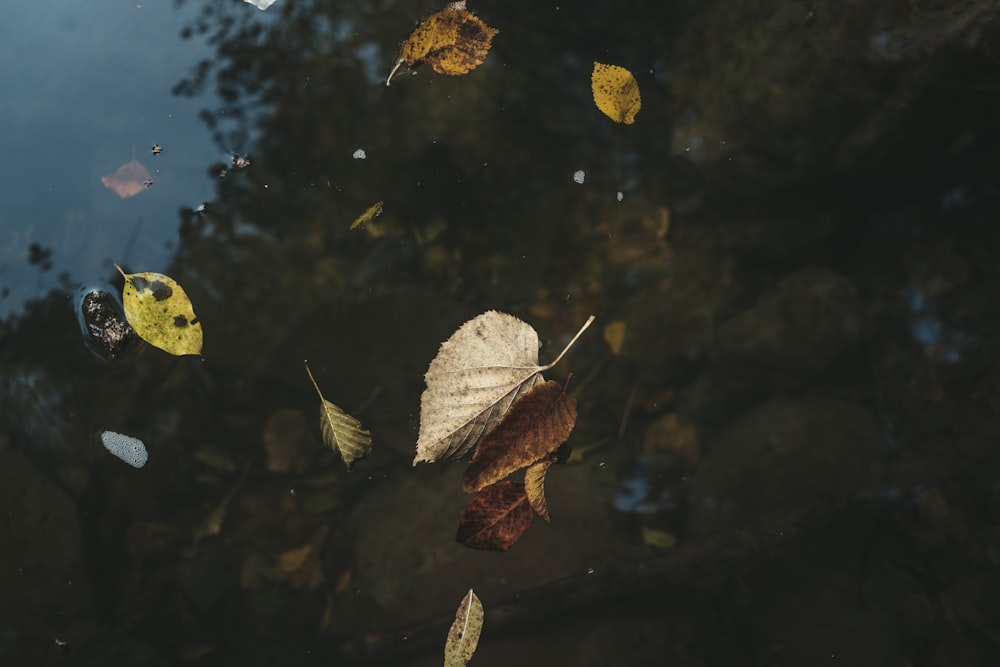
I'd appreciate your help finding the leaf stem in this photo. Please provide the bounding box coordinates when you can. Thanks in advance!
[303,360,325,401]
[541,315,596,371]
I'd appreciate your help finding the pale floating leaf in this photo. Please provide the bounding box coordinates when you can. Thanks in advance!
[591,62,642,124]
[115,265,203,356]
[444,588,484,667]
[414,311,595,465]
[305,362,372,469]
[524,459,553,522]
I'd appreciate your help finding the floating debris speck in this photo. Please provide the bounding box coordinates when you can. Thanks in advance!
[617,191,623,202]
[100,431,148,468]
[573,170,585,184]
[353,148,367,160]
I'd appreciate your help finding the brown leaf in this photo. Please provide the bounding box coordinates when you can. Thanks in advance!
[462,380,577,493]
[262,409,318,473]
[386,1,499,85]
[456,480,533,551]
[524,459,553,522]
[102,158,153,199]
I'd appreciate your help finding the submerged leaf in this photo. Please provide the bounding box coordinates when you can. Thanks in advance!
[444,589,484,667]
[387,1,499,85]
[305,362,372,469]
[350,201,383,230]
[115,265,203,356]
[524,459,553,522]
[456,480,533,551]
[415,312,594,465]
[462,380,577,493]
[102,158,153,199]
[591,62,641,124]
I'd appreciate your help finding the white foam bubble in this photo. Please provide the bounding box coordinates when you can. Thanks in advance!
[100,431,148,469]
[573,170,586,184]
[352,148,367,160]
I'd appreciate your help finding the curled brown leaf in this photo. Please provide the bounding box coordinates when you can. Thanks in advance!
[524,459,553,522]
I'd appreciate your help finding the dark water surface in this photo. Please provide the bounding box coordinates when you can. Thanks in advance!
[3,0,1000,665]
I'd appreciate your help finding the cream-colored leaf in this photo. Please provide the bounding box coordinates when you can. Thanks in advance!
[444,588,484,667]
[305,362,372,469]
[524,459,553,522]
[414,311,595,465]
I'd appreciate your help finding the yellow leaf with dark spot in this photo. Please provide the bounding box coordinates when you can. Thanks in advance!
[115,264,203,356]
[386,1,498,85]
[591,62,641,124]
[350,201,383,230]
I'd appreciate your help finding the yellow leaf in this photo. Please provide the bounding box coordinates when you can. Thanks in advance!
[444,589,484,667]
[350,201,383,230]
[115,265,203,356]
[278,544,313,574]
[602,320,627,355]
[642,527,677,549]
[386,1,499,85]
[591,62,641,124]
[524,459,553,522]
[304,361,372,469]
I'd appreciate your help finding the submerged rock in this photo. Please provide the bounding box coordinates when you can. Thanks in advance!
[716,267,865,371]
[689,396,884,537]
[77,287,135,363]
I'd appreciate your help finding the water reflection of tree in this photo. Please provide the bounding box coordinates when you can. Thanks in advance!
[4,0,1000,663]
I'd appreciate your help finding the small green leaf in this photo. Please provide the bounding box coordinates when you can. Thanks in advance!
[305,361,372,469]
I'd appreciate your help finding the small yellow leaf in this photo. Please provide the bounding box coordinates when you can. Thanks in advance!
[278,544,313,574]
[524,459,553,522]
[591,62,641,124]
[602,320,627,355]
[387,1,499,85]
[642,527,677,550]
[444,588,484,667]
[305,362,372,469]
[115,265,203,356]
[350,201,383,230]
